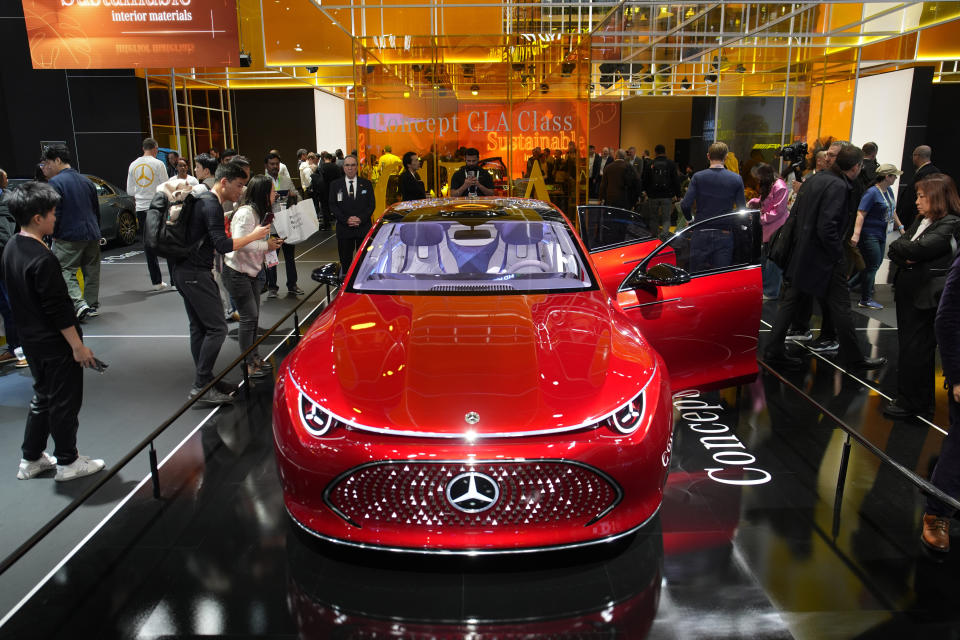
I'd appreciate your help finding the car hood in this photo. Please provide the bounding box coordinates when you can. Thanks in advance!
[286,291,657,437]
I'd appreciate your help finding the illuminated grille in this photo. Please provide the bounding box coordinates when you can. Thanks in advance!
[324,461,620,528]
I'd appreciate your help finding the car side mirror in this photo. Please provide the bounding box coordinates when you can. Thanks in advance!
[312,262,342,287]
[627,262,691,288]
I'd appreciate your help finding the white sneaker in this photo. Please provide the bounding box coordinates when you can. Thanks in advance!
[152,282,171,292]
[54,455,105,482]
[17,452,57,479]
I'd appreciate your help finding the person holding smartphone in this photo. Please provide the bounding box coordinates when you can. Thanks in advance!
[224,175,284,379]
[449,148,495,197]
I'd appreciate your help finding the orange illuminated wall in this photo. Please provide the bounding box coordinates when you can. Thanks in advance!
[23,0,239,69]
[806,79,855,146]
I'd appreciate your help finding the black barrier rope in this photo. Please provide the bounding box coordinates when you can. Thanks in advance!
[0,282,332,578]
[758,360,960,515]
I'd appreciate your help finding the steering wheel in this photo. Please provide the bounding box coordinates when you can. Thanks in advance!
[506,259,552,274]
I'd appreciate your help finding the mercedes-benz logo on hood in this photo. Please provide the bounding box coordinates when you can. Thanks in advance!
[446,471,499,513]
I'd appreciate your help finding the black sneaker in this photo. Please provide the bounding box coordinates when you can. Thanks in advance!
[786,329,814,342]
[214,380,239,395]
[808,338,839,352]
[188,387,235,406]
[76,305,92,322]
[287,286,305,296]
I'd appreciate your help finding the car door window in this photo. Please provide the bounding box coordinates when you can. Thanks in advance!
[577,205,653,252]
[91,180,113,197]
[629,210,760,282]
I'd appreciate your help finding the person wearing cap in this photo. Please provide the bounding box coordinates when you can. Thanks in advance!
[849,163,906,310]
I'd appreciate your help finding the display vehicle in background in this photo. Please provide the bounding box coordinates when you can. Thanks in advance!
[8,175,138,246]
[273,197,762,553]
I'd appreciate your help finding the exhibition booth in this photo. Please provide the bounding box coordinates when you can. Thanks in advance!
[3,2,960,637]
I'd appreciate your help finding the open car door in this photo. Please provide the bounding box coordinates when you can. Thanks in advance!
[576,205,662,297]
[592,210,763,392]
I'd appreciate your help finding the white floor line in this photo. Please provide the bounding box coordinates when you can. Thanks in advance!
[760,319,948,436]
[0,295,329,629]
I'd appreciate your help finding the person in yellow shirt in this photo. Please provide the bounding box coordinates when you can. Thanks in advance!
[377,146,402,180]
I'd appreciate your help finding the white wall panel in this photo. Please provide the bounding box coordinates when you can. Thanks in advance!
[314,90,347,155]
[851,67,914,285]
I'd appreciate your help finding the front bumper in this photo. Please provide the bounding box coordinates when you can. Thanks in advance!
[272,368,672,553]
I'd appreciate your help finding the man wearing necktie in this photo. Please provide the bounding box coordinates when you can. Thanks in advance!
[329,154,375,274]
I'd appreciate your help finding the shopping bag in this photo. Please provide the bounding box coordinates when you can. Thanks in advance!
[272,199,320,244]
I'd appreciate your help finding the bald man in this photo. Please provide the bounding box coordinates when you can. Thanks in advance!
[897,145,941,223]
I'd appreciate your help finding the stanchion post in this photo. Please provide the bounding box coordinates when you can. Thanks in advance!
[149,441,161,499]
[242,358,251,399]
[294,309,301,341]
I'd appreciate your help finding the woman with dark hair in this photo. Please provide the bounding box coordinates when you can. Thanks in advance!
[885,174,960,419]
[747,162,789,300]
[849,163,905,310]
[222,174,283,378]
[399,151,426,201]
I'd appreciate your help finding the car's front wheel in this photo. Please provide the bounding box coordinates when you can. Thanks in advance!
[116,210,137,246]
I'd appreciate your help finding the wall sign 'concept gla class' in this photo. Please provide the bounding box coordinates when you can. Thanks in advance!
[273,197,763,553]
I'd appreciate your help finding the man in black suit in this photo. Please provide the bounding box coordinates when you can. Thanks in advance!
[897,145,940,224]
[329,154,375,273]
[763,143,886,371]
[587,145,602,199]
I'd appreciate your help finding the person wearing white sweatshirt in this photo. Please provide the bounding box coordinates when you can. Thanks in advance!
[126,138,172,291]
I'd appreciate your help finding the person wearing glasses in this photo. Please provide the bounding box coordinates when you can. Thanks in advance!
[896,145,941,225]
[399,151,426,201]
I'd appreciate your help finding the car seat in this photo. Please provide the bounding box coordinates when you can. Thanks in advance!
[398,223,447,274]
[497,221,546,273]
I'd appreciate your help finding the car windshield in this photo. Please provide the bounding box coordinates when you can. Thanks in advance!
[349,218,595,294]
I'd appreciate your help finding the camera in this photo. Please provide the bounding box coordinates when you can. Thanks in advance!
[776,141,808,164]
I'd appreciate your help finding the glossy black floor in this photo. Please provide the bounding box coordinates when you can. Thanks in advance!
[2,280,959,638]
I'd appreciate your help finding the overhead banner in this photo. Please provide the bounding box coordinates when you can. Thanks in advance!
[23,0,240,69]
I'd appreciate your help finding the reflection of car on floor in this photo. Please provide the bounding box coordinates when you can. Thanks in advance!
[7,175,138,246]
[273,197,762,553]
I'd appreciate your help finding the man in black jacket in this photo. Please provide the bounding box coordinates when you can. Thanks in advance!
[329,155,375,274]
[764,143,886,370]
[897,145,940,223]
[643,144,682,236]
[2,182,104,481]
[173,162,270,405]
[924,250,960,551]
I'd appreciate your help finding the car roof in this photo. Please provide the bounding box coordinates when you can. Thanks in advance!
[383,197,565,224]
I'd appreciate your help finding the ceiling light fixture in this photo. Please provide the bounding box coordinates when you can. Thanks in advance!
[403,90,410,98]
[470,84,479,96]
[657,6,674,19]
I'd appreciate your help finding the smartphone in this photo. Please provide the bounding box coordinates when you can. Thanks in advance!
[262,212,275,225]
[92,358,109,373]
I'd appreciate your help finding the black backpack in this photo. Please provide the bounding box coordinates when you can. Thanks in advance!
[650,159,671,193]
[144,182,207,259]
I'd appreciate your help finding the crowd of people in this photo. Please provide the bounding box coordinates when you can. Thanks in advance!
[3,134,960,557]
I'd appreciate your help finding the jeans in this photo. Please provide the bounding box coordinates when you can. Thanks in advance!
[137,210,173,286]
[222,265,263,359]
[645,198,674,238]
[690,228,734,273]
[761,243,782,299]
[172,266,228,389]
[51,238,100,311]
[21,349,82,466]
[265,242,298,291]
[852,234,885,302]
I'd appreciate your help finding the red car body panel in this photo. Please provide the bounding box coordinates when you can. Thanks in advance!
[274,197,761,552]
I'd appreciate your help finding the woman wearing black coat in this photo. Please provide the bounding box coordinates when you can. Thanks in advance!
[884,174,960,419]
[399,151,426,201]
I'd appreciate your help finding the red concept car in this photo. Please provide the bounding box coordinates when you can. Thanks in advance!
[273,197,762,553]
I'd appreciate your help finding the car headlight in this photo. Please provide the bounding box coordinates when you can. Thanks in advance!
[298,389,343,437]
[604,389,646,435]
